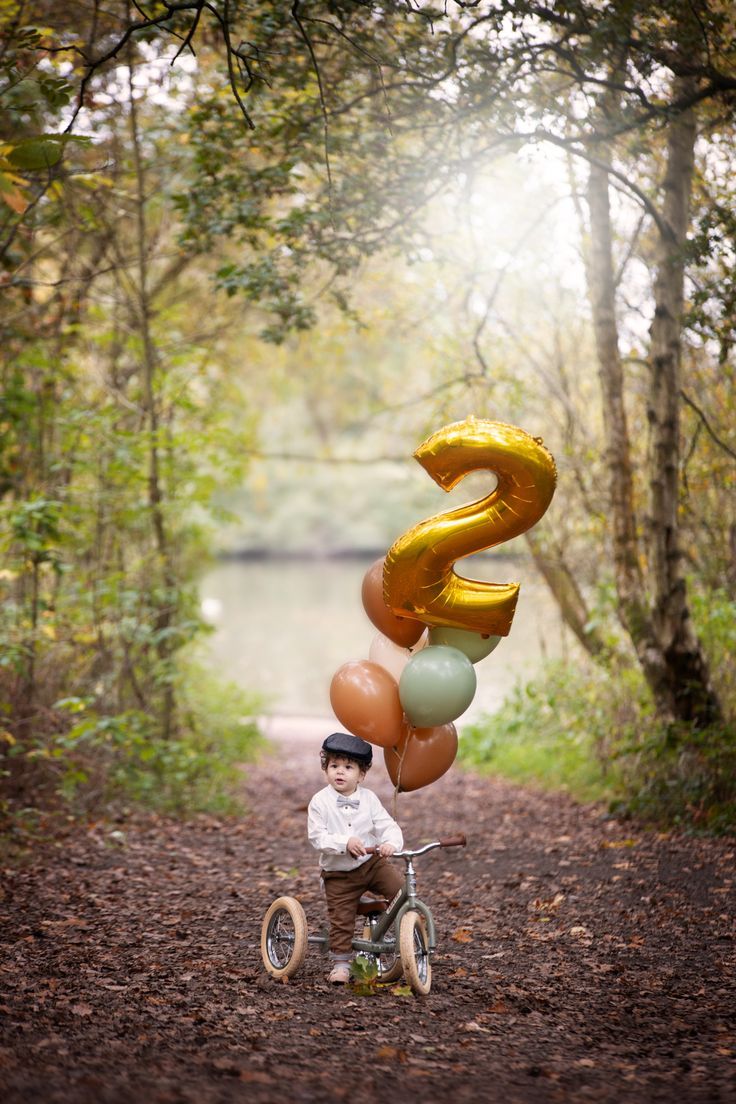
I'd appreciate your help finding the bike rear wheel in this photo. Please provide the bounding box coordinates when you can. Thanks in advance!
[261,896,308,978]
[399,911,432,995]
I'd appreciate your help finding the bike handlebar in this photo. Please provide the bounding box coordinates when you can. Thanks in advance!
[437,834,467,849]
[366,833,466,858]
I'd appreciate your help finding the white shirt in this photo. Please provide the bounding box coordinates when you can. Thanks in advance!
[307,784,403,872]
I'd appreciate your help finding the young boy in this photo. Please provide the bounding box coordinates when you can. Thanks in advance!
[307,731,404,984]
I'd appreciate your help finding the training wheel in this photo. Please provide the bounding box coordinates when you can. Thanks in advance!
[261,896,308,978]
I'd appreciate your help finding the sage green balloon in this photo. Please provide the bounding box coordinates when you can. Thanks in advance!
[428,625,502,664]
[399,645,477,727]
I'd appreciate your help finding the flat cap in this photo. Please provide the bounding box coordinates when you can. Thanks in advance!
[321,731,373,766]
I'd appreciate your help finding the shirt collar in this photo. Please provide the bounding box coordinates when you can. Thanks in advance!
[332,784,361,801]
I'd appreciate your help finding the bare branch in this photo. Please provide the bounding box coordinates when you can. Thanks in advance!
[528,128,672,241]
[212,0,255,129]
[681,389,736,462]
[171,3,202,63]
[66,2,204,133]
[291,1,333,192]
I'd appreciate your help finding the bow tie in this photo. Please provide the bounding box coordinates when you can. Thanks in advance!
[337,794,360,810]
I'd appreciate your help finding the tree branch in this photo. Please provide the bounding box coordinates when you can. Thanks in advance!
[681,389,736,462]
[290,1,336,195]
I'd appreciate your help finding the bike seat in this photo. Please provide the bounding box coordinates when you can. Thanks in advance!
[357,896,388,915]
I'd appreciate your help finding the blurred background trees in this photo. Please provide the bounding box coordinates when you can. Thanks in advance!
[1,1,734,832]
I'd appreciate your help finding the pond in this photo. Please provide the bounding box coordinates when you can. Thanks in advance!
[200,555,575,728]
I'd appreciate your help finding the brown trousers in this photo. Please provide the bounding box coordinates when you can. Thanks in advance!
[322,855,403,955]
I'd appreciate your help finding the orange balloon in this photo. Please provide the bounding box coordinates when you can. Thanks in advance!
[330,660,406,749]
[361,558,425,649]
[383,723,458,792]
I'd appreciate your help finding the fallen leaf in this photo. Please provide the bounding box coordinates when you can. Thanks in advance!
[42,917,89,929]
[376,1046,407,1062]
[531,893,565,912]
[451,928,473,944]
[212,1058,242,1075]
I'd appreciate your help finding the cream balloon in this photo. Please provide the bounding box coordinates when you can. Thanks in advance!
[368,633,413,683]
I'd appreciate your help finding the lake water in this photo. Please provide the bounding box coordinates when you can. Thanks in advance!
[200,556,575,728]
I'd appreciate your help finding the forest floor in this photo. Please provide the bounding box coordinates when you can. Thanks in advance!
[1,716,734,1103]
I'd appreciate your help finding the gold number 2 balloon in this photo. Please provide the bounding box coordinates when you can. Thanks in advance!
[383,418,557,637]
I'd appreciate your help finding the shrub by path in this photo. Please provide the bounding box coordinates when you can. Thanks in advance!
[1,717,734,1102]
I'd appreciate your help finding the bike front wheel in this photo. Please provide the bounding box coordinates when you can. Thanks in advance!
[361,922,403,983]
[399,911,432,995]
[261,896,308,978]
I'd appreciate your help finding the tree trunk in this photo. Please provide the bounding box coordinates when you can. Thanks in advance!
[524,532,610,659]
[585,160,663,663]
[646,79,722,725]
[128,55,176,741]
[585,82,722,726]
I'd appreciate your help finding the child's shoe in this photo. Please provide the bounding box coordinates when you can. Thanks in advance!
[328,961,351,984]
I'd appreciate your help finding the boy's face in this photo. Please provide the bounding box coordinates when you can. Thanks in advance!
[325,755,365,797]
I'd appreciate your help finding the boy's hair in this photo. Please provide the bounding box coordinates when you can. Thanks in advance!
[320,749,372,774]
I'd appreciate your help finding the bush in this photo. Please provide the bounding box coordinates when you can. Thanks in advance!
[1,659,264,841]
[458,661,632,804]
[612,718,736,834]
[459,647,736,833]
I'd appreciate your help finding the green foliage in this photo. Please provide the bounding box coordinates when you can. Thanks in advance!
[50,664,263,815]
[349,954,380,995]
[1,1,734,841]
[459,588,736,833]
[612,719,736,835]
[0,27,263,836]
[0,21,80,215]
[612,587,736,833]
[8,497,63,569]
[459,662,627,804]
[2,664,262,831]
[691,587,736,708]
[349,954,411,997]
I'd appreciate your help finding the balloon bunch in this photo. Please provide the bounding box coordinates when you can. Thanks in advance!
[329,418,557,796]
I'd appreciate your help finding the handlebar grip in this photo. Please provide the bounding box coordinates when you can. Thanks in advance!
[364,846,378,854]
[439,834,467,848]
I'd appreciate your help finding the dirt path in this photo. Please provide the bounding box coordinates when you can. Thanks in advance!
[1,719,734,1103]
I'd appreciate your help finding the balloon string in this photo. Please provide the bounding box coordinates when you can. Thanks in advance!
[391,732,410,821]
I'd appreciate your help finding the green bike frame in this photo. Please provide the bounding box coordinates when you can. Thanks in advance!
[350,853,438,955]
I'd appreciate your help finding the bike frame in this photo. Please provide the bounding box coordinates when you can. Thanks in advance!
[306,841,445,957]
[353,856,437,955]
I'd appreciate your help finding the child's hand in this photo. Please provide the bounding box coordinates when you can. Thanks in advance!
[347,836,366,857]
[378,843,396,857]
